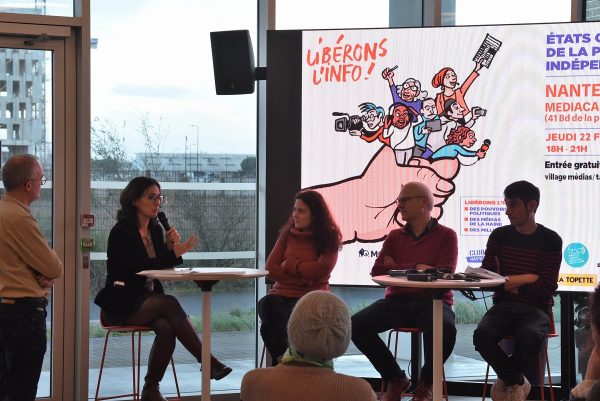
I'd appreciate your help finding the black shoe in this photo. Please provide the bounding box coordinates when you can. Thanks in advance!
[141,382,168,401]
[210,364,232,380]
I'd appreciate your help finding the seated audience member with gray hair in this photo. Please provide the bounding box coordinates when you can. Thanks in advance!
[241,291,376,401]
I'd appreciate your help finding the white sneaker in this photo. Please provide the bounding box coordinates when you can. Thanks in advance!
[490,379,507,401]
[514,376,531,401]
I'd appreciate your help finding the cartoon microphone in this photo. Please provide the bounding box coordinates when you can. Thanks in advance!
[479,139,491,152]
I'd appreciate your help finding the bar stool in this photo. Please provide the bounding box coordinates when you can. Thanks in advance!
[481,311,558,401]
[381,327,449,401]
[259,343,266,367]
[95,313,181,401]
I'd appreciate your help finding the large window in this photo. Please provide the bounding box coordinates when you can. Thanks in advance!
[89,0,257,398]
[276,0,388,29]
[0,1,74,17]
[444,0,571,25]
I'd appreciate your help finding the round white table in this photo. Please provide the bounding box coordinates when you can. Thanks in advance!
[138,267,267,401]
[371,275,506,401]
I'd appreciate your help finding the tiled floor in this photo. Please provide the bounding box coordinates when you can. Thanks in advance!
[36,328,562,399]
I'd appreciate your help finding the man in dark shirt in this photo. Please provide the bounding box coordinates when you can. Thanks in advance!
[351,181,458,401]
[473,180,562,401]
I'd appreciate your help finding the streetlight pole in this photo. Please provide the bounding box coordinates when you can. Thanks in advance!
[191,124,200,180]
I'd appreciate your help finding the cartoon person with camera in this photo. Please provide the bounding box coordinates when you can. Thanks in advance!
[333,102,389,145]
[430,98,486,153]
[349,102,386,140]
[412,98,440,159]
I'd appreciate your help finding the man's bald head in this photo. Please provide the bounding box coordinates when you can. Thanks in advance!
[398,182,434,211]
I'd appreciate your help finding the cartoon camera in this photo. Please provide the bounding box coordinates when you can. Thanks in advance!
[332,112,364,133]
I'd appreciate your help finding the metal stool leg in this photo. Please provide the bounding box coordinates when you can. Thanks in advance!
[132,331,138,400]
[94,331,111,401]
[260,344,266,368]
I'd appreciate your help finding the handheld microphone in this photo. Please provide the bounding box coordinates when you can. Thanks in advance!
[479,139,491,152]
[157,211,172,231]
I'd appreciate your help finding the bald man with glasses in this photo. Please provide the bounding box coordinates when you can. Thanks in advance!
[0,154,63,401]
[351,181,458,401]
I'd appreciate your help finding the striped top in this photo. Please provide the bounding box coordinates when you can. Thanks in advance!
[481,224,562,309]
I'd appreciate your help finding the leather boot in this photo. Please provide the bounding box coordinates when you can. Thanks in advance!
[210,357,232,380]
[141,381,168,401]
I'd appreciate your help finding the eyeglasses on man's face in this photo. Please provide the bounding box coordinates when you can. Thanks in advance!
[145,194,165,204]
[396,195,423,205]
[29,175,46,185]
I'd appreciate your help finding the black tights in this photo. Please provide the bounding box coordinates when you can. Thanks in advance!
[123,293,222,384]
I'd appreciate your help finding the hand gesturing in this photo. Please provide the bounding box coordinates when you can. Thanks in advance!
[173,234,199,258]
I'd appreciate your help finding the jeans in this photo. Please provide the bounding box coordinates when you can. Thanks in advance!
[257,294,299,366]
[351,296,456,384]
[0,298,48,401]
[473,300,550,385]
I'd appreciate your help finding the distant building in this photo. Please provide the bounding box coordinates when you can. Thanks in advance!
[133,152,254,181]
[0,4,48,164]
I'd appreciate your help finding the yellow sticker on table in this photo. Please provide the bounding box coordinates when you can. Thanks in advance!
[558,274,597,287]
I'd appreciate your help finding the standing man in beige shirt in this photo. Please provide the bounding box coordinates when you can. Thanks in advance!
[0,154,63,401]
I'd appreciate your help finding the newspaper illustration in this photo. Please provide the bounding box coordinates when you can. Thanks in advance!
[473,33,502,68]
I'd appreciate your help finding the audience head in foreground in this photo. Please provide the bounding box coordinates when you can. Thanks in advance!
[285,290,351,362]
[241,291,377,401]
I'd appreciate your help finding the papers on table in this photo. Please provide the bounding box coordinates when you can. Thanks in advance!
[464,266,505,280]
[138,267,249,276]
[173,267,248,275]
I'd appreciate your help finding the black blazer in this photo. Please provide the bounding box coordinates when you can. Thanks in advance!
[94,218,183,316]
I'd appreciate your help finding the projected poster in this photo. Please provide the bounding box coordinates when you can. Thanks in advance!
[300,23,600,291]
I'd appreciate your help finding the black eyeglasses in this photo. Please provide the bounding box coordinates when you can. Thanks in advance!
[146,194,165,204]
[396,196,423,205]
[29,175,46,185]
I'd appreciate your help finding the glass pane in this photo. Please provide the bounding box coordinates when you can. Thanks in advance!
[0,0,73,17]
[277,0,388,30]
[0,47,53,398]
[574,292,593,383]
[90,0,257,397]
[586,0,600,21]
[443,0,571,26]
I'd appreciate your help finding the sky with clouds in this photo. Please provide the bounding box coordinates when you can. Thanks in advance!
[89,0,571,157]
[90,0,257,156]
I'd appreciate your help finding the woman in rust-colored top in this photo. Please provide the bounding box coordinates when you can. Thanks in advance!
[258,190,341,366]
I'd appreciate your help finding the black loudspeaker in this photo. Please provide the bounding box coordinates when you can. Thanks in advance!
[210,30,256,95]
